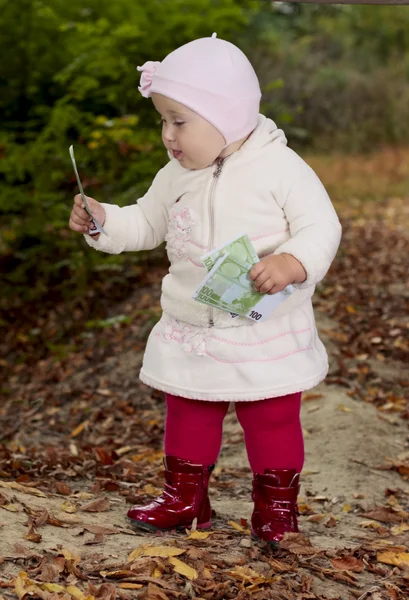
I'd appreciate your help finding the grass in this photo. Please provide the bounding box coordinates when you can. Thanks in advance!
[303,146,409,205]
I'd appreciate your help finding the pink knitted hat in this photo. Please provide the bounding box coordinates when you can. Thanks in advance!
[137,34,261,145]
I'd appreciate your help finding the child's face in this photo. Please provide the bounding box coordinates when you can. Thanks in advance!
[152,94,226,170]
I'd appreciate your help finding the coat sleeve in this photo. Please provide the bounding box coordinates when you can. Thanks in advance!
[272,148,342,288]
[83,163,172,255]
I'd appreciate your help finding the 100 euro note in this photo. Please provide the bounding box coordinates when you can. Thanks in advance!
[200,233,259,318]
[193,234,294,322]
[201,233,259,272]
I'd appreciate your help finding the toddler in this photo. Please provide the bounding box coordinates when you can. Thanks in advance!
[69,34,341,545]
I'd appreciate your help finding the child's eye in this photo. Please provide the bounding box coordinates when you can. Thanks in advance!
[157,118,185,128]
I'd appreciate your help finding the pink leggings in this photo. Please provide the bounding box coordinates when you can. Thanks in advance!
[164,392,304,474]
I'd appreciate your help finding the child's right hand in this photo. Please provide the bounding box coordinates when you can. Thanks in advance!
[69,194,106,238]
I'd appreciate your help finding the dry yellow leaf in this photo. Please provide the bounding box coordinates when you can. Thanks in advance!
[14,571,30,600]
[391,523,409,536]
[100,570,136,579]
[228,520,244,531]
[61,500,77,513]
[70,420,90,438]
[143,484,161,495]
[152,567,163,578]
[202,567,213,579]
[302,393,324,402]
[0,481,46,498]
[377,550,409,568]
[298,503,314,514]
[186,530,213,540]
[61,548,81,566]
[230,566,263,581]
[338,404,353,412]
[168,556,198,580]
[128,545,185,562]
[306,514,325,523]
[118,583,144,589]
[42,583,66,593]
[66,585,87,599]
[1,503,20,512]
[343,504,352,513]
[227,520,250,534]
[360,520,383,530]
[72,492,94,500]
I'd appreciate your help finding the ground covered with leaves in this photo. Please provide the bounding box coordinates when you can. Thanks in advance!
[1,150,409,599]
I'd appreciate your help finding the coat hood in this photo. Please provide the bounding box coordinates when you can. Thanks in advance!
[242,114,288,151]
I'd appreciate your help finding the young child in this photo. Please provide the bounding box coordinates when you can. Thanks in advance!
[69,34,341,545]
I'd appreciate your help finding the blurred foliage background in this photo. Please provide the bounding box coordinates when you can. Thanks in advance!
[1,0,409,308]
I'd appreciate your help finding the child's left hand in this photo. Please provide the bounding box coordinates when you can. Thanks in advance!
[249,254,306,295]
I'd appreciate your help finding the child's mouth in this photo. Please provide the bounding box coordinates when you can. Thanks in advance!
[172,149,183,160]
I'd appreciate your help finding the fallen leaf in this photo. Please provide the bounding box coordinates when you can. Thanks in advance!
[330,556,364,572]
[325,516,338,528]
[377,550,409,568]
[100,570,136,579]
[391,523,409,536]
[186,530,213,540]
[24,522,41,543]
[279,532,320,555]
[168,556,198,580]
[228,520,250,533]
[66,585,87,599]
[0,481,46,498]
[83,524,119,535]
[362,506,408,523]
[61,500,77,513]
[118,583,144,589]
[128,545,185,562]
[1,503,20,512]
[42,582,67,593]
[144,484,161,495]
[55,482,72,496]
[70,420,90,438]
[80,497,110,512]
[139,582,169,600]
[96,388,112,396]
[306,514,325,523]
[60,548,81,566]
[302,393,324,402]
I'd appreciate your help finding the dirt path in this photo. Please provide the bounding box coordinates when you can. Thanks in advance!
[1,309,409,599]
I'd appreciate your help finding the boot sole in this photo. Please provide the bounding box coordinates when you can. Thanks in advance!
[127,517,212,533]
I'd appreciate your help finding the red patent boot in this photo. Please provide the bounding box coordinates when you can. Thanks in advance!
[251,469,300,546]
[127,456,214,532]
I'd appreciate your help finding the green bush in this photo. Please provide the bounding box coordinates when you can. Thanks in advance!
[1,1,409,306]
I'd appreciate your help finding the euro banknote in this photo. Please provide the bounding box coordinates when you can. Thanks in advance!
[193,234,294,322]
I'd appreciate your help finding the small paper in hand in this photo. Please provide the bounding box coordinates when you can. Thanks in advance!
[69,145,105,235]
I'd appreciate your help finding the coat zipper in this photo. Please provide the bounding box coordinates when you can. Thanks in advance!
[208,157,225,327]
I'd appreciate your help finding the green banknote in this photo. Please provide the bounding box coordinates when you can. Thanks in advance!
[194,235,294,322]
[201,233,259,272]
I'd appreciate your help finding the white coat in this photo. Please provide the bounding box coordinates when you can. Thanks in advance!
[85,115,342,401]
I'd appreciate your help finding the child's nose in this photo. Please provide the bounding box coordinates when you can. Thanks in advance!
[163,124,176,143]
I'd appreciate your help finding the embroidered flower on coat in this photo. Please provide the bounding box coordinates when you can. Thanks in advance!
[165,205,196,260]
[162,318,208,356]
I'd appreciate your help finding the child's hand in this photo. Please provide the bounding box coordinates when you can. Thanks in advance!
[249,254,306,294]
[69,194,106,239]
